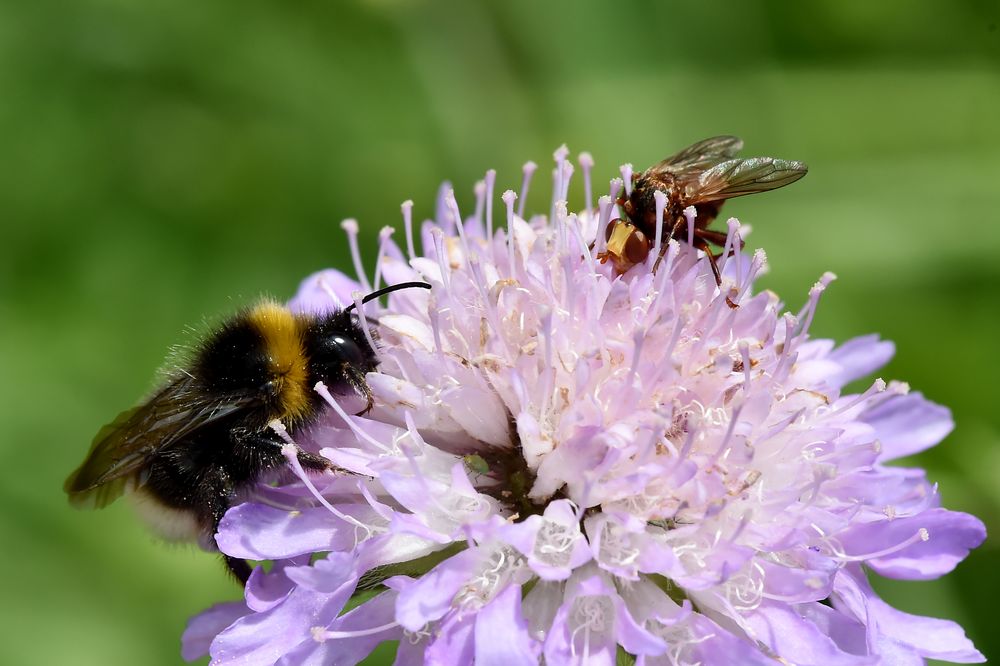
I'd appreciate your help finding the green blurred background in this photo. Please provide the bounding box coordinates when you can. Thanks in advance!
[1,0,997,663]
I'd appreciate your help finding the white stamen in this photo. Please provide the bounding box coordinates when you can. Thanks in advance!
[827,528,930,563]
[340,219,372,292]
[719,217,741,274]
[683,205,696,247]
[314,621,400,641]
[578,152,594,215]
[351,290,381,356]
[371,226,395,291]
[502,189,518,277]
[485,169,496,241]
[595,195,612,254]
[317,277,345,309]
[794,272,837,342]
[552,146,570,218]
[825,378,889,418]
[435,181,454,232]
[472,180,486,227]
[740,341,752,391]
[518,161,537,219]
[401,200,417,261]
[567,212,596,276]
[431,228,451,291]
[607,177,623,211]
[651,239,681,310]
[273,434,372,534]
[625,327,646,390]
[710,404,742,462]
[620,164,634,197]
[445,190,470,258]
[652,190,667,261]
[738,249,767,299]
[313,382,391,453]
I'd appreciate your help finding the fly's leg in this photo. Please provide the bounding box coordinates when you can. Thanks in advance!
[651,216,687,273]
[694,238,739,309]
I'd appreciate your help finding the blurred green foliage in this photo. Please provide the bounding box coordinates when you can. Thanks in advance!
[0,0,997,664]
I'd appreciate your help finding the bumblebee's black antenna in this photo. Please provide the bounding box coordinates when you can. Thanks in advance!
[345,281,431,313]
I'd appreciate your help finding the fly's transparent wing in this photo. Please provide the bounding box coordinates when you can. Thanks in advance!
[686,157,808,202]
[648,136,745,176]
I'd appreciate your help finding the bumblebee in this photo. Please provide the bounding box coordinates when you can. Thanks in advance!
[599,136,807,304]
[64,282,430,583]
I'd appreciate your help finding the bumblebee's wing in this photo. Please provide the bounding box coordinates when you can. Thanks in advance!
[64,376,254,509]
[685,156,808,202]
[648,136,745,175]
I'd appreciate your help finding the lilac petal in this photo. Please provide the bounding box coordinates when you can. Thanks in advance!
[209,584,352,666]
[181,600,249,662]
[879,606,986,663]
[862,392,954,460]
[838,509,985,579]
[521,579,564,639]
[543,601,616,666]
[649,614,775,666]
[824,467,937,517]
[745,602,878,665]
[287,269,361,314]
[424,612,475,666]
[395,547,482,631]
[760,556,837,602]
[612,595,668,657]
[834,566,985,663]
[796,600,871,656]
[501,500,592,581]
[444,384,511,447]
[275,590,402,666]
[245,558,307,612]
[284,552,359,594]
[670,542,755,591]
[216,503,375,560]
[474,584,541,666]
[824,334,895,388]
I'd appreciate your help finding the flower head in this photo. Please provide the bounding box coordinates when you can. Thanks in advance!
[184,150,985,665]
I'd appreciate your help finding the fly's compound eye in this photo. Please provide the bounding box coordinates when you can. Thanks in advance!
[623,227,649,264]
[605,218,621,242]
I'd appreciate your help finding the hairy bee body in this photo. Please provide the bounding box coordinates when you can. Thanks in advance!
[65,300,380,583]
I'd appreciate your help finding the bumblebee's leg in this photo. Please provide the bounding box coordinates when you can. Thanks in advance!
[295,448,334,471]
[224,554,253,585]
[343,365,375,416]
[240,428,334,473]
[200,466,253,585]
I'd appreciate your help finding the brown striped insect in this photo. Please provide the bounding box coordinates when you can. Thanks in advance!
[598,136,807,306]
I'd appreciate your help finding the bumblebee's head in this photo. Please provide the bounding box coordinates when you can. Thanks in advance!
[303,311,379,389]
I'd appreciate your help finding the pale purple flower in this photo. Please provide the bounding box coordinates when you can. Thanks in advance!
[183,150,985,665]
